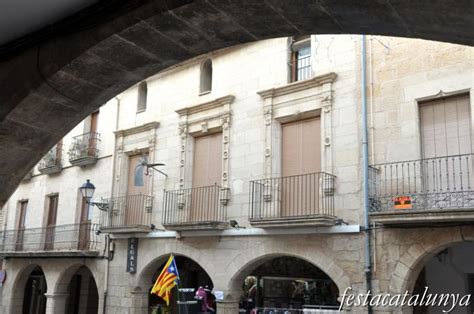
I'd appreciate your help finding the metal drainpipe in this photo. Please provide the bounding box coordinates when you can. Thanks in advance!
[103,235,110,314]
[361,34,373,313]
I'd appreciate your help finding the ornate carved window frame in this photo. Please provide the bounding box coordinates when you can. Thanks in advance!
[176,95,234,192]
[257,72,336,178]
[113,121,160,197]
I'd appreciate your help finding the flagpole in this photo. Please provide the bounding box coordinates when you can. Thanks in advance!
[176,280,189,314]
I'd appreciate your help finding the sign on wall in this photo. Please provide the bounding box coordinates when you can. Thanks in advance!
[393,196,412,209]
[127,238,139,274]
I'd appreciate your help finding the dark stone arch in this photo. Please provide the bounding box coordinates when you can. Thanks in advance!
[9,264,48,314]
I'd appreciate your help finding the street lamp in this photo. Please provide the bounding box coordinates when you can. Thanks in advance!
[80,179,109,211]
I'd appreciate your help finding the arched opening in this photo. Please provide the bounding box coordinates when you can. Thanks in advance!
[199,59,212,94]
[412,242,474,314]
[147,255,214,314]
[137,81,148,112]
[239,256,340,313]
[64,266,99,314]
[23,266,47,314]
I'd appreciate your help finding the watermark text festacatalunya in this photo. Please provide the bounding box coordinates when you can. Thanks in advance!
[339,287,471,313]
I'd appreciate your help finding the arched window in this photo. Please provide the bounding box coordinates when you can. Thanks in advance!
[200,59,212,94]
[137,81,148,112]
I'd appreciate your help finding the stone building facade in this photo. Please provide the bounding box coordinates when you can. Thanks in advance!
[0,35,473,314]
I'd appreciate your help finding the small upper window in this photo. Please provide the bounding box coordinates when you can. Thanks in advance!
[290,36,312,82]
[200,59,212,94]
[137,81,148,112]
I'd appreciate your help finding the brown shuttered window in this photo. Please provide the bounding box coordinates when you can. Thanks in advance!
[192,133,222,187]
[282,117,321,176]
[420,94,472,158]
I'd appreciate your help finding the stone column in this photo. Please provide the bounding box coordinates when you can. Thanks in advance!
[216,300,240,313]
[130,290,148,314]
[44,293,68,314]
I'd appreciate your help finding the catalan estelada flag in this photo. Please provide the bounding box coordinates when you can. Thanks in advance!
[150,255,180,306]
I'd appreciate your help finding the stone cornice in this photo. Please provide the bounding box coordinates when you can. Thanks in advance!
[175,95,235,116]
[114,121,160,138]
[257,72,337,99]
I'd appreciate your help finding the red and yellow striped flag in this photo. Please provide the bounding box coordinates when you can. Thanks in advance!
[150,255,180,306]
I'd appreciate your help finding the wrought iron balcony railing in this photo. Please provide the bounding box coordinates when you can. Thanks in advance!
[68,132,101,166]
[250,172,336,221]
[163,185,229,228]
[0,222,99,255]
[369,154,474,212]
[38,143,63,174]
[99,194,153,231]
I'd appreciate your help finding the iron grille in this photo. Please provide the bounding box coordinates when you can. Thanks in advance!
[0,222,99,252]
[99,194,153,228]
[68,132,101,161]
[250,172,335,220]
[369,154,474,212]
[163,185,229,226]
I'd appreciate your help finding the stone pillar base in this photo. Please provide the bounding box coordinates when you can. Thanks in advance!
[44,293,68,314]
[130,290,149,314]
[217,300,239,314]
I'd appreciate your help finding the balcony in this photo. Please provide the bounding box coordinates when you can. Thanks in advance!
[163,185,230,230]
[37,143,62,174]
[369,154,474,225]
[68,132,101,166]
[249,172,337,227]
[99,194,153,233]
[0,223,100,258]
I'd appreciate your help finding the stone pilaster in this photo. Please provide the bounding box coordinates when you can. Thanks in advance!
[130,290,149,314]
[44,293,68,314]
[216,300,240,314]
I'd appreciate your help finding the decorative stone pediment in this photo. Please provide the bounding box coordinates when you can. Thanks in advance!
[257,72,336,123]
[176,95,234,135]
[114,121,160,138]
[257,72,336,99]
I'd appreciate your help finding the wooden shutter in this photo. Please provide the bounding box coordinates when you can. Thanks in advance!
[192,133,222,187]
[282,117,321,176]
[90,111,99,133]
[18,201,28,229]
[45,195,58,250]
[47,195,58,227]
[420,95,472,195]
[420,95,472,158]
[281,118,321,217]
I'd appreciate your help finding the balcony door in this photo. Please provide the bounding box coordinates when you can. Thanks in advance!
[191,133,222,222]
[126,153,149,225]
[16,200,28,251]
[44,195,58,250]
[420,95,472,197]
[281,117,321,217]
